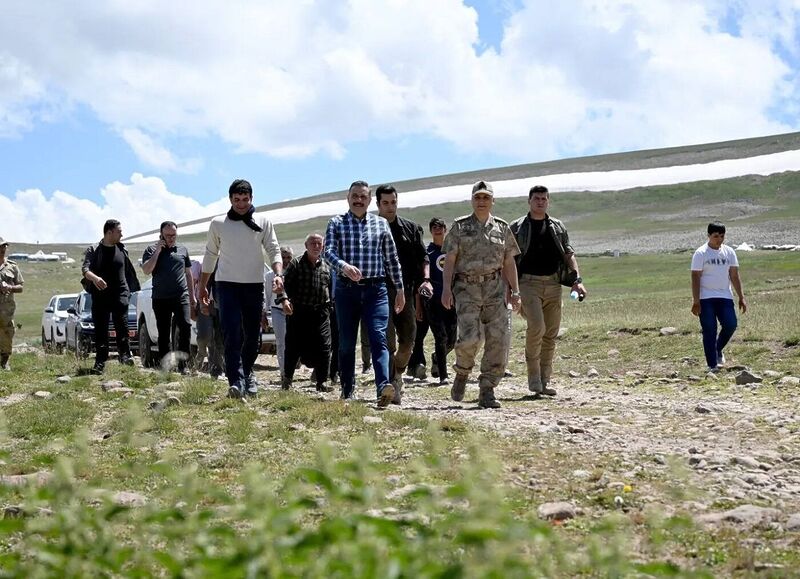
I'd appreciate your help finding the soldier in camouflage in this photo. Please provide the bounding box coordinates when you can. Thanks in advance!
[440,181,521,408]
[0,238,24,370]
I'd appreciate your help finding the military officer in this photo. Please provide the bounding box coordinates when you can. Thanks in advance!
[0,237,24,370]
[441,181,521,408]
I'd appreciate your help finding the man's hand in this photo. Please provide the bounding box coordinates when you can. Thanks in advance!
[92,275,107,291]
[441,288,454,310]
[199,286,210,307]
[284,299,294,316]
[572,281,587,299]
[272,276,284,294]
[739,298,748,314]
[510,292,521,312]
[691,300,701,316]
[394,290,405,314]
[342,264,362,282]
[190,302,198,322]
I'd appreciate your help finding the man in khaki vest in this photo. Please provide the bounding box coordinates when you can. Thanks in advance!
[0,238,24,370]
[441,181,521,408]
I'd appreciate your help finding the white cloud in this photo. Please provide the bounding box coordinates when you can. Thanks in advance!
[0,0,797,162]
[0,174,229,244]
[121,128,202,173]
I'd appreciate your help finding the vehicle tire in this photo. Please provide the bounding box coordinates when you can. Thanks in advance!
[42,328,50,353]
[76,332,91,360]
[54,329,64,354]
[139,318,155,368]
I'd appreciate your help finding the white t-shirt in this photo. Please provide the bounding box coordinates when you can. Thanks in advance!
[690,243,739,300]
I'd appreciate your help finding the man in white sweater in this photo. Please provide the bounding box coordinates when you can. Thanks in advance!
[200,179,283,398]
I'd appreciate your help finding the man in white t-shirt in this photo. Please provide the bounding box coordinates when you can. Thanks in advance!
[690,222,747,372]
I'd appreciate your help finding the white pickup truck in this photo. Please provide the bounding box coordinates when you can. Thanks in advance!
[135,278,276,368]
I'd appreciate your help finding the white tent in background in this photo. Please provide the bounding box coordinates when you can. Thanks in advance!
[26,250,60,262]
[735,242,754,252]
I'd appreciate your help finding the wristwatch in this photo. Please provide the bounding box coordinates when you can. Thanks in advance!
[573,277,583,285]
[511,290,520,297]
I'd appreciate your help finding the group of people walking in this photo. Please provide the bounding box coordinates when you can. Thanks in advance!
[67,177,747,409]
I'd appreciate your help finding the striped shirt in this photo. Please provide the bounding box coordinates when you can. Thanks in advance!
[324,211,403,291]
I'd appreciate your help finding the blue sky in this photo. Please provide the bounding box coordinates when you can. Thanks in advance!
[0,0,798,242]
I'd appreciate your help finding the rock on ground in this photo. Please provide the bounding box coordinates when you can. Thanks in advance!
[538,501,579,521]
[697,505,781,528]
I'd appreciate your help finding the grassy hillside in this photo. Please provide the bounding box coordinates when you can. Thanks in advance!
[162,170,800,255]
[130,131,800,237]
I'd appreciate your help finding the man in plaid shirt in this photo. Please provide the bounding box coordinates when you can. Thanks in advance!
[324,180,405,407]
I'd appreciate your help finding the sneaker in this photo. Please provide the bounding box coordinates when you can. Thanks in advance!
[245,375,259,397]
[227,385,241,399]
[503,369,514,378]
[413,364,427,380]
[478,386,501,409]
[361,363,372,374]
[377,384,395,408]
[438,377,449,385]
[528,377,543,394]
[707,366,720,374]
[451,373,468,402]
[340,387,354,400]
[281,376,292,391]
[90,362,105,375]
[716,352,726,368]
[119,354,134,366]
[316,382,333,393]
[430,364,439,379]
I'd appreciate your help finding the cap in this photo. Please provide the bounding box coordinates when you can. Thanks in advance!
[471,180,494,196]
[429,217,446,230]
[0,237,8,246]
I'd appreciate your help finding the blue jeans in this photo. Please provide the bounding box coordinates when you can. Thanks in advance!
[216,282,264,391]
[699,298,737,368]
[334,280,391,398]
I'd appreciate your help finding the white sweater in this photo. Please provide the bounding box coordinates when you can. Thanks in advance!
[202,214,281,283]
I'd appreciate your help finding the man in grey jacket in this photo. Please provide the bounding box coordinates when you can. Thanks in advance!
[510,185,587,397]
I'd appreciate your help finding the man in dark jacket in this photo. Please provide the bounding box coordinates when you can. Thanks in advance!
[82,219,141,374]
[510,185,587,397]
[376,184,431,404]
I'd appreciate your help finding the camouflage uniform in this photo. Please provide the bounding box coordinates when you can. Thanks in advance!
[443,213,519,392]
[0,258,24,369]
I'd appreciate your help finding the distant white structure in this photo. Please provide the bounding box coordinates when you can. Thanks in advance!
[735,242,754,251]
[26,250,60,262]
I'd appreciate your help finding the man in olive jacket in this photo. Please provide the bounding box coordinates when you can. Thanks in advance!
[82,219,141,374]
[510,185,587,397]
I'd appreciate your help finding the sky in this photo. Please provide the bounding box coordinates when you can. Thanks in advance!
[1,0,799,243]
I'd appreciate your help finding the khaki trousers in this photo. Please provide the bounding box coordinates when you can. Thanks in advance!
[519,274,562,384]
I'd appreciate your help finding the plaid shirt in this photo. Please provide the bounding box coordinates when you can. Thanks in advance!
[284,253,332,307]
[324,211,404,291]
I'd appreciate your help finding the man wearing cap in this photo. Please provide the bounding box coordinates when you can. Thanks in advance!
[423,218,457,384]
[441,181,521,408]
[375,183,431,404]
[510,185,587,397]
[324,180,405,407]
[0,238,24,370]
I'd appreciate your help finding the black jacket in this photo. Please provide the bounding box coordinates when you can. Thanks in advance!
[389,215,428,293]
[81,242,141,294]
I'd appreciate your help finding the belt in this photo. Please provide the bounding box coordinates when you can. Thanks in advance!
[520,273,560,282]
[455,269,501,283]
[338,276,386,287]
